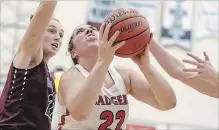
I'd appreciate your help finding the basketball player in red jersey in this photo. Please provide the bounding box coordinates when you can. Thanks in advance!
[150,39,219,98]
[52,23,176,130]
[0,1,64,130]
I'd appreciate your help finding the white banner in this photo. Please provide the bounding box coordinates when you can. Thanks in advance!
[196,1,219,38]
[161,0,194,51]
[125,1,159,33]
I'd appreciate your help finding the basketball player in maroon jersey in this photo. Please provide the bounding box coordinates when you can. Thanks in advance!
[0,1,64,130]
[150,39,219,98]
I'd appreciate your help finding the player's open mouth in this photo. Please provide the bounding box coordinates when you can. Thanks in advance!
[51,43,58,48]
[86,33,97,40]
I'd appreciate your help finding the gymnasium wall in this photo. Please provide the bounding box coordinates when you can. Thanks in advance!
[0,1,218,129]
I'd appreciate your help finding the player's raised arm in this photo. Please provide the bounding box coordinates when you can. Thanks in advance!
[14,1,57,69]
[150,39,219,98]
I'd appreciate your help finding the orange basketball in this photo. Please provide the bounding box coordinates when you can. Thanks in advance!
[104,8,151,57]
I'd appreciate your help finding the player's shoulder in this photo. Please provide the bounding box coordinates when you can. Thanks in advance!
[114,64,133,75]
[60,66,81,81]
[113,64,132,81]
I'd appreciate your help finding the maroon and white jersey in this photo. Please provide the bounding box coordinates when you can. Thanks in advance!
[0,60,56,130]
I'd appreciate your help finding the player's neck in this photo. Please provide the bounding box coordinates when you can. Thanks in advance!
[79,56,97,72]
[43,56,50,63]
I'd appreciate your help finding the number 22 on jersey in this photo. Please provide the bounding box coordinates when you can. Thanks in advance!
[98,110,126,130]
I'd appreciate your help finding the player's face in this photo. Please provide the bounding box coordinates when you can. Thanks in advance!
[43,19,64,58]
[71,25,99,58]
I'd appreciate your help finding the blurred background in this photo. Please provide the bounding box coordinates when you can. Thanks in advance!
[0,0,218,129]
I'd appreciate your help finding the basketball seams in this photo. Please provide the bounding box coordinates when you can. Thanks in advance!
[110,16,146,29]
[104,8,126,21]
[115,44,146,56]
[114,27,149,44]
[115,30,151,56]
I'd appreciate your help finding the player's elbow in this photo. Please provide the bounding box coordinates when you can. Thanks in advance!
[166,101,176,110]
[67,106,89,121]
[159,104,176,111]
[66,100,89,121]
[70,111,89,121]
[158,99,177,111]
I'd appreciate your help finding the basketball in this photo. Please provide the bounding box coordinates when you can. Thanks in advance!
[104,8,151,57]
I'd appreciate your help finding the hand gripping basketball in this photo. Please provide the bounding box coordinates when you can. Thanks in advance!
[104,8,151,58]
[97,23,125,65]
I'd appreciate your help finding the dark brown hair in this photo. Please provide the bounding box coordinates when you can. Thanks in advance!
[68,34,78,64]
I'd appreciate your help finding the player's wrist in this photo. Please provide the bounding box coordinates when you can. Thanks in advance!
[212,71,219,85]
[139,63,153,75]
[96,60,111,69]
[137,57,150,69]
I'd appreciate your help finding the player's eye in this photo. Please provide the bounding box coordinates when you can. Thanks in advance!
[76,29,85,35]
[48,28,56,33]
